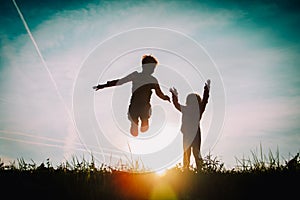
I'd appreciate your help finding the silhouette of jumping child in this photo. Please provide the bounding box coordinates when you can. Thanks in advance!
[93,55,170,137]
[169,79,210,171]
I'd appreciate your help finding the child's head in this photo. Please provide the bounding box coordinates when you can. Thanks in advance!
[186,93,201,106]
[141,54,158,74]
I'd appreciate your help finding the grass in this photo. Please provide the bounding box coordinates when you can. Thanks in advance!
[1,149,299,200]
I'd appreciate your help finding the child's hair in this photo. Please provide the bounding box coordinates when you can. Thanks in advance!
[142,54,158,65]
[186,93,201,106]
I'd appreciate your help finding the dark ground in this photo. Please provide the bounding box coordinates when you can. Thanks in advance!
[1,167,299,200]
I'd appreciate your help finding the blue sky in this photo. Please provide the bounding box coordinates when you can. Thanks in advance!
[1,0,300,171]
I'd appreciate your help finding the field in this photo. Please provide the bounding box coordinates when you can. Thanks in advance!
[1,151,299,200]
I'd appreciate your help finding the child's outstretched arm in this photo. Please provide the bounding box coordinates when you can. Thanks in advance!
[92,79,120,91]
[93,71,138,91]
[169,87,182,112]
[200,79,210,112]
[154,84,170,102]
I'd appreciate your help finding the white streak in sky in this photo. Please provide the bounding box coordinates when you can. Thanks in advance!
[0,130,125,155]
[0,136,114,158]
[12,0,60,98]
[11,0,98,160]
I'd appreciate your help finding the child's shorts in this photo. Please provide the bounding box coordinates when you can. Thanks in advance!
[128,102,151,122]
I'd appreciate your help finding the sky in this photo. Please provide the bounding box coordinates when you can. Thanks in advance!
[0,0,300,171]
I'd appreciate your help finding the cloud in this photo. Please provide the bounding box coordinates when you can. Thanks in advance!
[224,95,300,135]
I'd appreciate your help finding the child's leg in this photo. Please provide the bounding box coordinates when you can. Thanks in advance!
[140,104,151,132]
[130,118,139,137]
[192,128,203,170]
[183,135,191,169]
[128,105,139,137]
[140,119,149,132]
[192,147,203,170]
[183,147,191,169]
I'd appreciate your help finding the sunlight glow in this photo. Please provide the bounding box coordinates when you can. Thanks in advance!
[150,181,177,200]
[127,124,179,154]
[155,169,167,177]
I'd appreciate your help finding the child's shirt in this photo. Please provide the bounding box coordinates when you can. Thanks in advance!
[180,104,202,135]
[179,86,209,135]
[118,71,161,105]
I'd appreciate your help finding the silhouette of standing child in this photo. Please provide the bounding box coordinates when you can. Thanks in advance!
[169,79,210,171]
[93,55,170,137]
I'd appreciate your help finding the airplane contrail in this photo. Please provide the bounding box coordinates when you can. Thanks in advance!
[11,0,101,161]
[12,0,61,99]
[0,136,117,158]
[0,136,127,165]
[0,129,123,154]
[0,130,79,146]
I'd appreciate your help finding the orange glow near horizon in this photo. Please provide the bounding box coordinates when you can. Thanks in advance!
[155,168,168,177]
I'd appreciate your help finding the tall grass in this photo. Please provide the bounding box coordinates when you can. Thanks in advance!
[1,149,299,200]
[1,148,299,173]
[234,144,300,173]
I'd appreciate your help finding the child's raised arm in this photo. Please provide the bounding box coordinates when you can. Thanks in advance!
[154,84,170,102]
[169,87,182,112]
[202,79,210,104]
[199,79,210,113]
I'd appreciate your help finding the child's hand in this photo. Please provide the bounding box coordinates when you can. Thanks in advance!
[169,87,178,97]
[164,95,171,102]
[207,79,211,86]
[205,79,211,90]
[92,84,105,91]
[92,85,98,91]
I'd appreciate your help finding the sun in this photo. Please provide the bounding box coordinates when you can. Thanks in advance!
[155,168,168,177]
